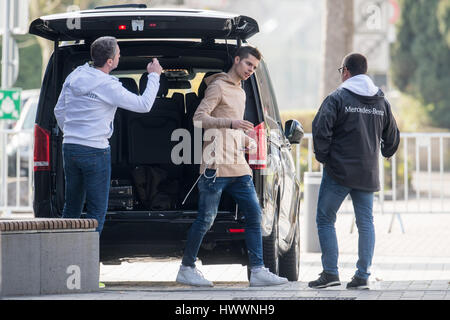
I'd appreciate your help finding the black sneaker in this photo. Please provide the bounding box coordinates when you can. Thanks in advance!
[346,276,369,290]
[308,272,341,289]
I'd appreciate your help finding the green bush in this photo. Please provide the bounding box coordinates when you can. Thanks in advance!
[0,34,42,90]
[391,0,450,129]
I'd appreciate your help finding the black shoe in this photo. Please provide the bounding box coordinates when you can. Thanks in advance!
[346,276,369,290]
[308,272,341,289]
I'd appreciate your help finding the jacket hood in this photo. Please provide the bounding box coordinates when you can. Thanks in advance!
[339,74,379,97]
[204,72,239,86]
[67,63,115,96]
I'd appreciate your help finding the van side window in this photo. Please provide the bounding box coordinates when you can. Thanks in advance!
[254,61,283,131]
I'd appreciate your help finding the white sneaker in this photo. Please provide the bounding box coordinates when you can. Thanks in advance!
[176,265,213,287]
[250,267,289,287]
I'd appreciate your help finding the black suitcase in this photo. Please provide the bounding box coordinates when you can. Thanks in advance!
[108,179,134,210]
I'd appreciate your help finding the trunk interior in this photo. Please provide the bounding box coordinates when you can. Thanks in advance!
[56,40,262,216]
[107,71,236,214]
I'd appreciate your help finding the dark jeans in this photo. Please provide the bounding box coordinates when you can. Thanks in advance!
[182,169,264,268]
[316,168,375,280]
[62,143,111,234]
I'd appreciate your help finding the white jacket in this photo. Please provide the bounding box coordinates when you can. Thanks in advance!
[54,63,159,149]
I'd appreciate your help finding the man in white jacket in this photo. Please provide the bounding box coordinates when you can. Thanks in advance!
[54,36,162,234]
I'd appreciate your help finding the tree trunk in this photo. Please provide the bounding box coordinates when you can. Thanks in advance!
[319,0,354,100]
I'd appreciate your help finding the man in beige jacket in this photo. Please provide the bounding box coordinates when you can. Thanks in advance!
[176,46,288,287]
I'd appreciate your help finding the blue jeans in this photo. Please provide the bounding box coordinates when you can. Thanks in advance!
[316,168,375,280]
[62,143,111,235]
[182,170,264,268]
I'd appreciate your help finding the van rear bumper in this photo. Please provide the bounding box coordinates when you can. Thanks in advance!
[99,210,249,265]
[102,211,246,241]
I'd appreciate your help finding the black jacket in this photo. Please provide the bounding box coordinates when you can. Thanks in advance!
[312,87,400,192]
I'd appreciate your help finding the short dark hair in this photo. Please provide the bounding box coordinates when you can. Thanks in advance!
[91,36,118,67]
[234,45,262,61]
[342,53,368,76]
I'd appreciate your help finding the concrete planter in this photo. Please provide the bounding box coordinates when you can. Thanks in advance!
[0,218,99,297]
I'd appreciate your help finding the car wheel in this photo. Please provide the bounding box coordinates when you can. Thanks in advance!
[279,217,300,281]
[262,203,280,275]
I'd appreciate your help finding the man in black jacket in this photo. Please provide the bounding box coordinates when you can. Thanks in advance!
[309,53,400,290]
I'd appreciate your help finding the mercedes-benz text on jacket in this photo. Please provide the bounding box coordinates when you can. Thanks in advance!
[312,74,400,192]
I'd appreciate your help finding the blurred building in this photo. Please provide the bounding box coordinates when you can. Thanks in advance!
[112,0,397,111]
[181,0,324,111]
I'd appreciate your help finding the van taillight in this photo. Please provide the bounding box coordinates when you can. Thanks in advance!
[249,122,267,169]
[228,229,245,233]
[34,124,50,171]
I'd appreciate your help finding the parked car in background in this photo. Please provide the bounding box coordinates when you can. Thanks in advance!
[6,89,40,176]
[30,4,304,280]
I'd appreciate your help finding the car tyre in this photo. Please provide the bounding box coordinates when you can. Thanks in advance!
[279,217,300,281]
[262,203,280,275]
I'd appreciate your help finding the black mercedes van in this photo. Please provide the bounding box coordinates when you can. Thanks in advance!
[30,4,304,280]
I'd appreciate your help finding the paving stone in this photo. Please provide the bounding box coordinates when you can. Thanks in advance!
[401,291,425,298]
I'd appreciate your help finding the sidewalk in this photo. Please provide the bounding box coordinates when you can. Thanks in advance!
[94,212,450,300]
[98,212,450,283]
[4,212,450,300]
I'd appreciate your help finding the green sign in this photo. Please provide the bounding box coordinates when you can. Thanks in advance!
[0,88,21,120]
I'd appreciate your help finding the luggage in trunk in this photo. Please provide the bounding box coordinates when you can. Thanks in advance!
[108,179,134,210]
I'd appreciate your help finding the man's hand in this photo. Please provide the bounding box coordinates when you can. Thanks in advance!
[231,120,254,131]
[147,58,163,75]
